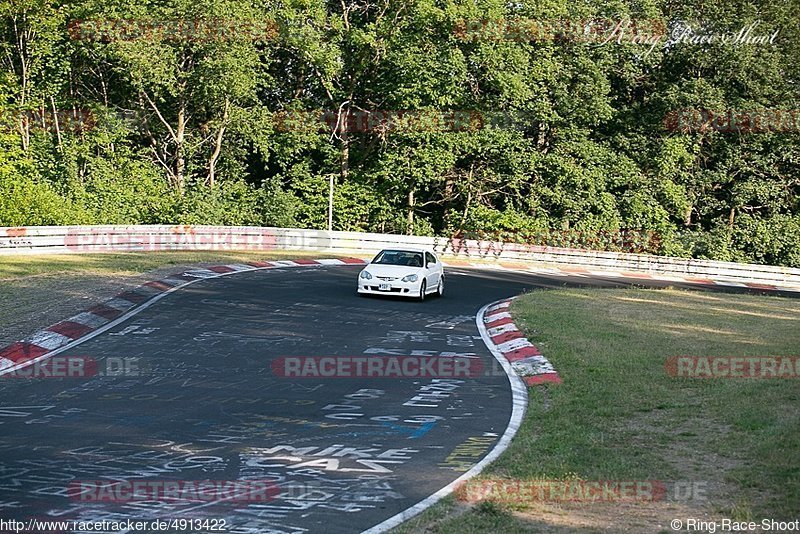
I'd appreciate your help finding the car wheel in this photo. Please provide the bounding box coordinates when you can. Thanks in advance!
[436,277,444,297]
[419,280,426,301]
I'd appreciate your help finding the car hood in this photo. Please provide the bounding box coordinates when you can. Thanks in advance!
[362,264,424,278]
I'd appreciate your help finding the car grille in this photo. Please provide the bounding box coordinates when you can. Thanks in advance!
[369,286,402,292]
[377,276,398,281]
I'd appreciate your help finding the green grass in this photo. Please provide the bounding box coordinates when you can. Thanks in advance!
[2,255,797,530]
[394,497,534,534]
[396,287,800,532]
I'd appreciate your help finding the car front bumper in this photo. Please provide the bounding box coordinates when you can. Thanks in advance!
[357,280,423,297]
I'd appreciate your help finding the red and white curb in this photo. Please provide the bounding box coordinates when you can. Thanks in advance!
[482,298,562,386]
[440,261,800,294]
[361,300,531,533]
[0,257,367,376]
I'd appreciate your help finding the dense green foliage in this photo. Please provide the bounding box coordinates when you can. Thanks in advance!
[1,0,798,266]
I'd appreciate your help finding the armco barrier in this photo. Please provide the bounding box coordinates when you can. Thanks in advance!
[1,225,799,288]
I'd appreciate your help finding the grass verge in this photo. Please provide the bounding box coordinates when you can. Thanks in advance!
[0,250,335,279]
[396,287,800,533]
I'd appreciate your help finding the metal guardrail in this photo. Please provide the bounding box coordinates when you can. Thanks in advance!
[2,225,799,287]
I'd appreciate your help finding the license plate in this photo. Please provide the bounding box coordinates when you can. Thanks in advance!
[378,283,391,291]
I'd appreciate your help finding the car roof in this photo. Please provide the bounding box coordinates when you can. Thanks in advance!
[377,247,433,254]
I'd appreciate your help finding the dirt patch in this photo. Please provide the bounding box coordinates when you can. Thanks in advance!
[512,500,709,533]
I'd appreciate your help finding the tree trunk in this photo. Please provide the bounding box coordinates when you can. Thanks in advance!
[50,96,62,151]
[12,16,31,151]
[175,104,186,194]
[334,107,350,231]
[207,98,230,188]
[340,129,349,180]
[407,189,415,235]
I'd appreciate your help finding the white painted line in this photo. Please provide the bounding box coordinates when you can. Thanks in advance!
[360,300,528,534]
[226,263,256,272]
[486,323,519,337]
[26,331,72,350]
[66,312,109,329]
[0,260,360,380]
[484,311,511,322]
[183,269,218,278]
[0,357,14,371]
[0,268,250,378]
[496,337,535,353]
[486,301,511,312]
[103,297,137,311]
[516,354,549,364]
[512,358,555,376]
[158,277,187,287]
[316,259,346,265]
[484,308,509,319]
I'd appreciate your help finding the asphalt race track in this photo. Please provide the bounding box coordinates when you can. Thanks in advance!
[1,265,796,534]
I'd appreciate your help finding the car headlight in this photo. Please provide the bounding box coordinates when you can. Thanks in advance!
[401,274,418,282]
[360,270,373,280]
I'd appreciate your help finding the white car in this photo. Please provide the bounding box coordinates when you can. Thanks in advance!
[357,248,444,300]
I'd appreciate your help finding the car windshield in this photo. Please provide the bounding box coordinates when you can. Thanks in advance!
[372,250,424,267]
